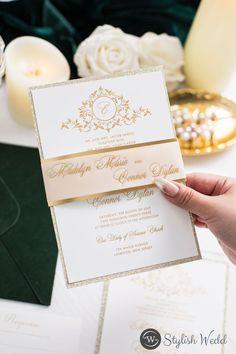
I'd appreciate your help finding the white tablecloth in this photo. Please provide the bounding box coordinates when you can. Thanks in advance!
[1,80,236,354]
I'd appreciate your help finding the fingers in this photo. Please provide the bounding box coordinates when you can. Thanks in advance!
[155,177,216,219]
[186,173,235,196]
[192,214,208,228]
[194,220,208,228]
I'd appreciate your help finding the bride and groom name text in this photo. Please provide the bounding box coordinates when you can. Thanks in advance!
[46,154,179,184]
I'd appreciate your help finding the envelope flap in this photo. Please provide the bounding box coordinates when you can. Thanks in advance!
[0,243,40,304]
[0,176,20,236]
[0,143,58,305]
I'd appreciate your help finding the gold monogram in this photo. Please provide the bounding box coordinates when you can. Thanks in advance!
[61,87,151,132]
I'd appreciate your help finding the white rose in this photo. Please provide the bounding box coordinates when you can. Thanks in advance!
[138,32,185,91]
[74,25,139,77]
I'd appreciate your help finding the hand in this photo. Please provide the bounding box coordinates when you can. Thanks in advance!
[155,173,236,264]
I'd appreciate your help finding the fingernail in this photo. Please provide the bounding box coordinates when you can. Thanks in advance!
[154,177,179,197]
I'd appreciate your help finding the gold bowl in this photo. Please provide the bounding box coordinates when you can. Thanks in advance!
[169,89,236,156]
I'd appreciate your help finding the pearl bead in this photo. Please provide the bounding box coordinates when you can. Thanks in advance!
[181,131,191,141]
[174,109,182,116]
[205,110,214,119]
[182,108,189,114]
[192,111,199,120]
[175,116,183,124]
[176,127,184,135]
[190,131,198,140]
[196,127,203,134]
[198,113,206,120]
[183,114,191,122]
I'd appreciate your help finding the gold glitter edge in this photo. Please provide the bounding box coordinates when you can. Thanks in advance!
[94,281,110,354]
[29,66,164,92]
[66,255,201,288]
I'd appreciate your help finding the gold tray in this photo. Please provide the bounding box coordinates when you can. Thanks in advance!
[169,89,236,156]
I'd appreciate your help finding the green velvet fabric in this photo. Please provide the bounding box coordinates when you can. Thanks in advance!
[0,143,57,305]
[0,0,200,78]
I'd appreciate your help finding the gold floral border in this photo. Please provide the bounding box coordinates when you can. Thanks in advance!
[61,86,151,133]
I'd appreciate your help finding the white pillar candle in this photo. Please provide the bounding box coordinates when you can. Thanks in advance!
[184,0,236,92]
[5,36,70,127]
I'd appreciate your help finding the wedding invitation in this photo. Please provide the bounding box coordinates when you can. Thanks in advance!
[97,254,228,354]
[0,309,81,353]
[30,67,201,287]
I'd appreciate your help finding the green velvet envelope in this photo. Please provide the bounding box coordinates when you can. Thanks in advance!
[0,143,57,305]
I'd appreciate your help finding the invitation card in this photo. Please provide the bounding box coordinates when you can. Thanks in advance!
[97,255,228,354]
[0,309,81,353]
[30,67,200,287]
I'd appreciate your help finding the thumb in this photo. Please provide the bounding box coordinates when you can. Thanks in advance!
[155,177,214,218]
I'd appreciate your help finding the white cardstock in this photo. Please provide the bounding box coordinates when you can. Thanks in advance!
[0,310,81,354]
[30,68,201,286]
[98,256,228,354]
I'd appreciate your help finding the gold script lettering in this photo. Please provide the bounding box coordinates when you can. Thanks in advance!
[125,188,154,202]
[95,155,128,170]
[47,162,91,178]
[150,163,179,178]
[113,168,146,184]
[97,101,111,116]
[87,195,121,208]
